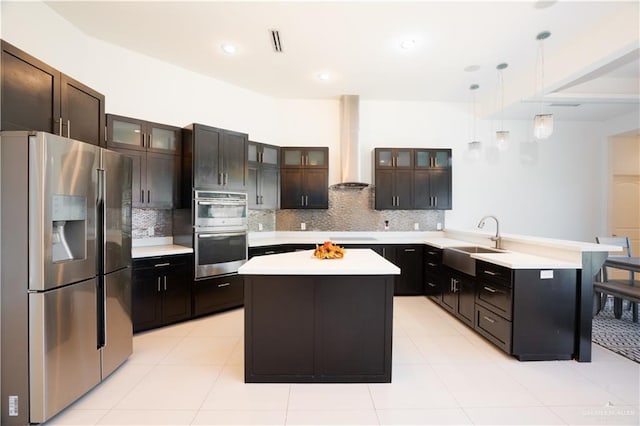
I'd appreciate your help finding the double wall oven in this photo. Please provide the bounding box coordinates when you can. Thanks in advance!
[193,191,248,280]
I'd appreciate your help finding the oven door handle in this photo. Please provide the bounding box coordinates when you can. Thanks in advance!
[197,232,246,238]
[195,200,246,206]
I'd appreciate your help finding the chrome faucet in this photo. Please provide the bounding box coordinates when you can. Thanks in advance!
[477,215,501,249]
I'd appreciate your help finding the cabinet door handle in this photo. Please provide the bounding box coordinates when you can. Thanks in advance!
[483,286,497,293]
[483,315,496,324]
[224,173,228,185]
[404,248,416,252]
[154,262,170,267]
[396,196,400,206]
[218,282,230,288]
[147,190,150,203]
[141,189,144,203]
[301,196,305,206]
[434,196,438,206]
[483,270,498,276]
[260,195,263,204]
[264,251,276,255]
[305,195,308,206]
[427,282,437,288]
[427,262,437,267]
[58,117,63,136]
[157,277,161,292]
[67,120,71,138]
[163,276,167,291]
[427,251,438,255]
[148,133,152,148]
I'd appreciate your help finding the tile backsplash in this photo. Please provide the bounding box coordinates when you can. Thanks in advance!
[134,187,445,238]
[132,208,173,239]
[270,186,444,232]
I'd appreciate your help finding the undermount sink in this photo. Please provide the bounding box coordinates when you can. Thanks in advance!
[447,246,504,254]
[442,246,506,276]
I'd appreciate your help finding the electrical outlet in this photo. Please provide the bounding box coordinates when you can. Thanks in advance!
[258,223,263,231]
[436,222,443,231]
[414,223,420,230]
[300,222,306,231]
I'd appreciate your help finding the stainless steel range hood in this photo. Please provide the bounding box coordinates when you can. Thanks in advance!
[333,95,369,189]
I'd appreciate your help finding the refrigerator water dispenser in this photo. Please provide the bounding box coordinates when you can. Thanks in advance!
[51,195,86,263]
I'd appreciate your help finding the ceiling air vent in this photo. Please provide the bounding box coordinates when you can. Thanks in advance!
[549,103,581,107]
[270,30,283,52]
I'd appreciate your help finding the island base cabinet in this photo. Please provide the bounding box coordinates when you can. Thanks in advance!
[244,274,394,383]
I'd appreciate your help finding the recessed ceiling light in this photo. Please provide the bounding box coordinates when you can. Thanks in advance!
[318,72,330,81]
[464,65,481,72]
[400,39,416,50]
[221,43,238,55]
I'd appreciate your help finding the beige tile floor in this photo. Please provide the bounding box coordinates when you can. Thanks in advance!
[46,297,639,425]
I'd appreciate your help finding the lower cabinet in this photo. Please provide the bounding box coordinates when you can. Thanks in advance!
[429,258,578,361]
[132,254,192,332]
[192,274,244,317]
[424,247,443,297]
[440,268,474,327]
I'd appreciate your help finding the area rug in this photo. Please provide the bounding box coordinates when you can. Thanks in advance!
[592,300,640,363]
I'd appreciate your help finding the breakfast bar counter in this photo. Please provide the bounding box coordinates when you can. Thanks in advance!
[239,249,400,383]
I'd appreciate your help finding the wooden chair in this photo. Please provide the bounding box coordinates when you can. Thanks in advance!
[594,236,638,322]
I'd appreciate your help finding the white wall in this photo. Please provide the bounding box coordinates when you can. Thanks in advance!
[2,0,627,242]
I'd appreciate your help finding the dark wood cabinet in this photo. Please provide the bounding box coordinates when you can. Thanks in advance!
[374,169,413,209]
[374,147,451,210]
[1,40,105,146]
[248,141,280,210]
[424,246,443,296]
[182,123,248,193]
[393,245,424,295]
[106,114,181,154]
[192,274,244,317]
[413,170,451,209]
[475,261,577,361]
[107,114,181,208]
[375,148,413,169]
[280,147,328,209]
[245,273,393,383]
[132,254,192,332]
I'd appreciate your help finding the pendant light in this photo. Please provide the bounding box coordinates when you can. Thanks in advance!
[495,63,510,151]
[468,84,481,158]
[533,31,553,140]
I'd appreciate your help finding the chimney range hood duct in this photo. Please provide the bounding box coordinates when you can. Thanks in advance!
[333,95,369,189]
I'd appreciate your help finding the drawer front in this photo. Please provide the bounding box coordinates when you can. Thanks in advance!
[476,261,512,287]
[193,275,244,316]
[476,281,512,320]
[134,254,190,271]
[475,305,512,353]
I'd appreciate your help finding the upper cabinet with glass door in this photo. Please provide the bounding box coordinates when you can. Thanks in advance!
[106,114,181,155]
[414,149,451,170]
[375,148,413,169]
[281,147,328,168]
[248,141,279,168]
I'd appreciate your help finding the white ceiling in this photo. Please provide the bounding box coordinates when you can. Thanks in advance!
[45,0,640,122]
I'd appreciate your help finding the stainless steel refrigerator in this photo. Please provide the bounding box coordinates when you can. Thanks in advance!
[0,131,133,425]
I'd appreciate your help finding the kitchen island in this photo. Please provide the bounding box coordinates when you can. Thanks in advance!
[239,249,400,383]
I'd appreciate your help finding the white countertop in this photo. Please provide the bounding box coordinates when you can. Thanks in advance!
[471,252,580,269]
[248,230,621,270]
[132,237,192,258]
[238,248,401,275]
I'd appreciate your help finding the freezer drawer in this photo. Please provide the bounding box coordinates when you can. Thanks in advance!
[29,278,101,423]
[102,267,133,378]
